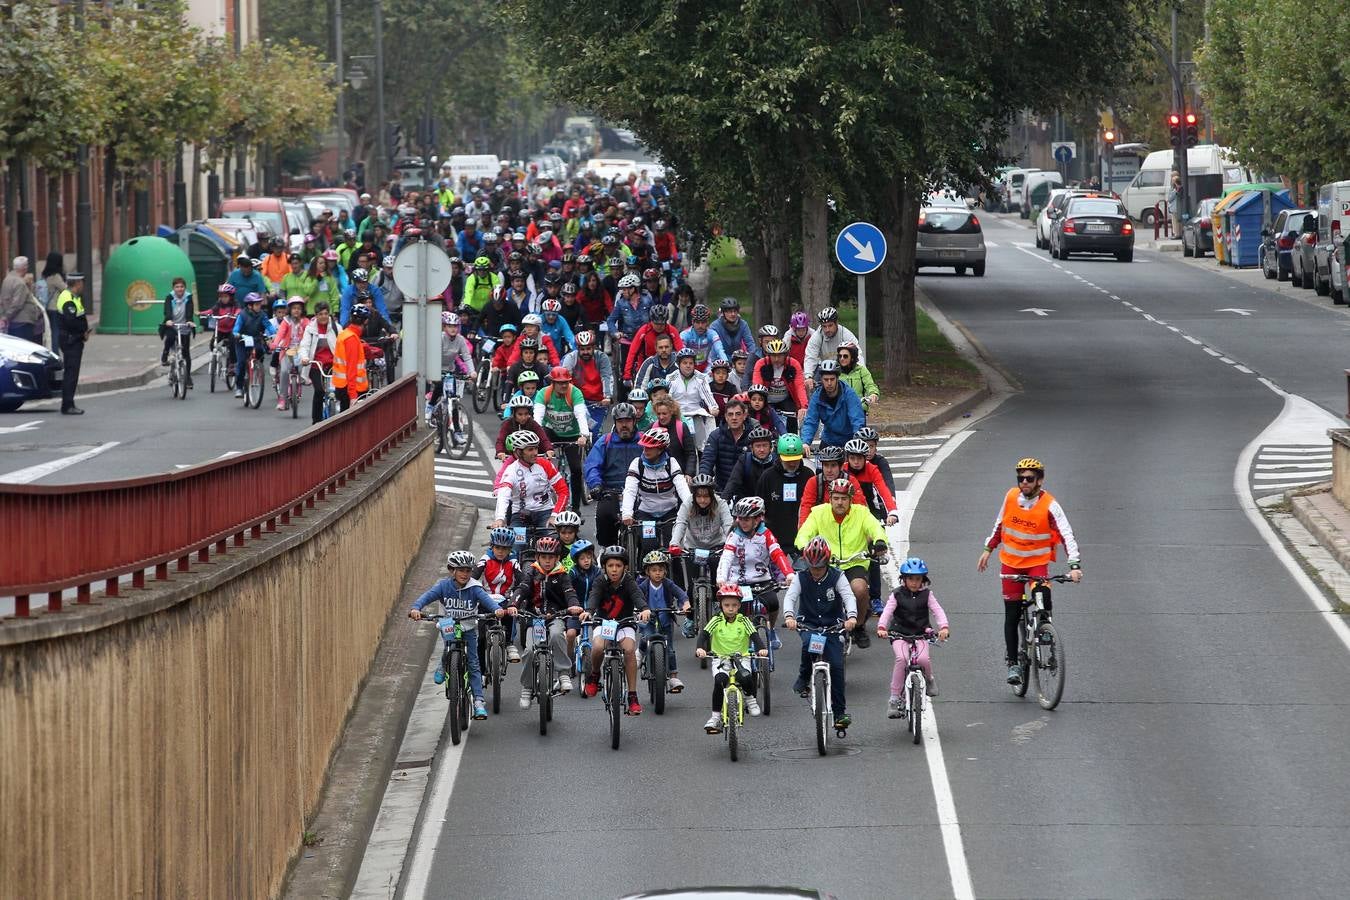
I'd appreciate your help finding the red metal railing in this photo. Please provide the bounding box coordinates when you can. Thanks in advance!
[1,376,420,617]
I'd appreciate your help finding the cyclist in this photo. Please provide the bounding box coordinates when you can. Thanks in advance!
[226,253,268,299]
[606,273,651,377]
[480,284,524,338]
[796,445,864,526]
[699,399,752,491]
[510,535,581,703]
[710,296,754,357]
[782,536,857,728]
[580,545,652,716]
[560,329,613,444]
[877,557,950,708]
[159,276,197,381]
[475,526,523,664]
[490,430,569,531]
[678,304,724,372]
[637,549,692,694]
[836,341,879,413]
[707,357,737,419]
[976,457,1082,685]
[729,349,752,391]
[723,426,779,502]
[649,396,698,477]
[803,306,863,390]
[505,338,551,395]
[338,268,389,326]
[621,426,694,554]
[202,282,239,373]
[569,540,601,613]
[756,434,812,555]
[495,394,554,460]
[667,347,718,444]
[717,496,795,647]
[231,292,277,399]
[583,402,643,547]
[553,509,583,572]
[749,324,780,370]
[796,478,889,648]
[512,313,562,366]
[671,473,733,557]
[751,338,807,430]
[786,310,812,369]
[844,438,900,527]
[694,584,768,732]
[489,322,520,377]
[558,282,589,334]
[500,370,544,421]
[502,270,533,314]
[744,384,788,435]
[853,426,895,493]
[278,254,315,312]
[623,303,683,384]
[297,301,338,423]
[539,297,575,356]
[408,549,513,721]
[632,333,679,388]
[535,366,591,500]
[800,361,866,452]
[269,297,309,410]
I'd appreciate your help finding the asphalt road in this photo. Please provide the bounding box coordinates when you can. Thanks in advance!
[410,220,1350,899]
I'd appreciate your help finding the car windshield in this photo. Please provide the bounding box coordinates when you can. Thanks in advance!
[919,210,978,234]
[1068,200,1123,216]
[223,210,284,235]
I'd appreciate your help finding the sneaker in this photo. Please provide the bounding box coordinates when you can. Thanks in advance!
[887,696,903,718]
[453,431,467,444]
[667,675,685,694]
[793,680,808,697]
[185,378,193,389]
[926,677,939,697]
[160,355,169,366]
[507,646,521,663]
[234,388,244,398]
[870,598,884,616]
[1007,664,1022,686]
[433,667,446,685]
[853,629,871,649]
[518,688,533,709]
[559,673,573,694]
[627,692,643,716]
[583,678,599,698]
[834,712,852,729]
[472,700,488,720]
[276,399,287,410]
[745,695,761,717]
[769,629,782,651]
[704,712,722,734]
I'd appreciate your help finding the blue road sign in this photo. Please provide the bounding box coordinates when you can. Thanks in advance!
[1053,143,1075,163]
[834,221,887,275]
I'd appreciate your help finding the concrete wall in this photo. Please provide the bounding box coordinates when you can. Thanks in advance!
[1331,429,1350,507]
[0,439,433,900]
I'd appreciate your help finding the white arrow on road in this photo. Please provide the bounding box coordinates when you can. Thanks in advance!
[0,420,41,435]
[843,230,877,263]
[1020,308,1055,317]
[1216,308,1254,316]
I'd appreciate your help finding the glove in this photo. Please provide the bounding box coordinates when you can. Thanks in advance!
[667,545,683,556]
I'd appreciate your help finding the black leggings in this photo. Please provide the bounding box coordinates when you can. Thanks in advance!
[712,664,757,710]
[1004,595,1053,662]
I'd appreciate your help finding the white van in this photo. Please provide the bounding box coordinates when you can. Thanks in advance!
[1312,180,1350,297]
[1000,168,1040,213]
[446,154,502,191]
[1121,146,1251,225]
[1020,171,1064,219]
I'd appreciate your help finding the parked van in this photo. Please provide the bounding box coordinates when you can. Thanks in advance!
[1020,171,1064,219]
[445,154,502,191]
[1121,145,1252,225]
[1312,180,1350,298]
[1000,168,1040,213]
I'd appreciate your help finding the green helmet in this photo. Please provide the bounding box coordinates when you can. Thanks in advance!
[517,370,541,387]
[777,433,804,459]
[473,256,493,269]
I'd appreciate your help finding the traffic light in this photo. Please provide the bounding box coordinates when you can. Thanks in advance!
[1168,113,1182,148]
[1103,129,1116,145]
[386,123,403,161]
[1184,112,1199,148]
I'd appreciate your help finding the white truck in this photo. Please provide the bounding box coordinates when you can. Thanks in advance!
[1120,146,1253,225]
[1312,180,1350,300]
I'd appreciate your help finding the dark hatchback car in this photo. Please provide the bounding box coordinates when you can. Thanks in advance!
[1051,196,1135,262]
[0,333,63,412]
[1260,208,1314,281]
[1182,197,1221,258]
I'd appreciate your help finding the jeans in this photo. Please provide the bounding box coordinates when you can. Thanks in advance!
[442,625,484,700]
[796,628,846,714]
[510,507,553,530]
[235,343,261,389]
[519,617,571,688]
[639,612,679,673]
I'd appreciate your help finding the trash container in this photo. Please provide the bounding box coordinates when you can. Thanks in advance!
[1210,191,1243,266]
[1227,188,1294,269]
[172,227,236,306]
[96,236,198,334]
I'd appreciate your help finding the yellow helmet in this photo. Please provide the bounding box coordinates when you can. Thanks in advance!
[1015,457,1044,474]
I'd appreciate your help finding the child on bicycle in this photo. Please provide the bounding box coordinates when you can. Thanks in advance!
[569,539,600,671]
[637,549,692,695]
[508,535,580,703]
[782,536,857,730]
[408,549,513,720]
[581,545,651,715]
[552,509,583,572]
[877,557,950,711]
[476,526,522,663]
[716,496,795,649]
[269,297,310,411]
[693,583,768,733]
[202,282,240,368]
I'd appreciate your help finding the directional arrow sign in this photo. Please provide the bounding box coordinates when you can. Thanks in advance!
[834,221,887,275]
[1216,308,1254,316]
[1020,308,1055,317]
[0,420,41,435]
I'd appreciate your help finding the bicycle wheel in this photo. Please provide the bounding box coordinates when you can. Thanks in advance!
[447,649,463,746]
[448,400,471,459]
[649,641,667,715]
[759,658,772,717]
[608,658,623,750]
[909,675,923,745]
[176,357,188,399]
[209,353,219,393]
[726,689,740,762]
[491,372,504,411]
[473,362,491,413]
[169,357,182,399]
[536,653,550,736]
[457,658,471,733]
[696,581,711,669]
[488,635,503,714]
[1013,618,1031,698]
[434,403,448,455]
[247,358,264,408]
[290,375,300,418]
[226,356,236,391]
[813,669,829,756]
[1034,622,1066,710]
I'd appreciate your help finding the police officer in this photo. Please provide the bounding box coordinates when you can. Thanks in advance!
[56,273,89,415]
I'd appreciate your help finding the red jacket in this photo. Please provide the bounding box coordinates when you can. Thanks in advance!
[572,354,606,402]
[788,331,810,369]
[506,333,561,367]
[495,419,554,457]
[797,471,866,528]
[654,231,679,262]
[623,323,684,379]
[492,340,518,370]
[578,288,612,324]
[846,460,897,514]
[750,357,808,409]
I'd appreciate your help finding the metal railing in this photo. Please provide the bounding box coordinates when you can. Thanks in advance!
[1,375,420,617]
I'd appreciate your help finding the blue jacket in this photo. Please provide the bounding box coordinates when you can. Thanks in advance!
[227,269,269,300]
[456,231,484,261]
[339,282,390,325]
[585,428,644,491]
[711,316,754,356]
[638,577,689,628]
[698,425,753,491]
[678,326,725,366]
[540,313,575,355]
[800,382,866,447]
[232,307,277,340]
[411,578,502,618]
[606,295,652,337]
[571,564,602,605]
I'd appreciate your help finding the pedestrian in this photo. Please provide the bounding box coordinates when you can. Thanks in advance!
[19,273,49,351]
[55,273,89,415]
[0,256,35,341]
[37,251,64,308]
[1167,172,1182,237]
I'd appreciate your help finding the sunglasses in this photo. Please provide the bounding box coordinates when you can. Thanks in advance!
[1017,474,1040,483]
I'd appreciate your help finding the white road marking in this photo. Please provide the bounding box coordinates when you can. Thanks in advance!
[433,484,495,498]
[0,419,41,434]
[1234,365,1254,374]
[984,241,999,248]
[1255,479,1330,491]
[1254,462,1333,470]
[1261,445,1331,453]
[1219,356,1236,364]
[0,442,119,484]
[1203,347,1221,357]
[1166,325,1181,333]
[1183,336,1203,345]
[401,681,474,900]
[1013,246,1051,264]
[1253,470,1331,480]
[1259,453,1331,461]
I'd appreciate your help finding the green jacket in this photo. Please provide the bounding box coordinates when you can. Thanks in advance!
[839,364,879,407]
[796,502,886,563]
[279,273,316,305]
[308,272,342,315]
[534,383,587,439]
[462,272,500,312]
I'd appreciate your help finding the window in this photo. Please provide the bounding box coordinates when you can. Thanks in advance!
[1068,200,1126,217]
[1133,170,1166,189]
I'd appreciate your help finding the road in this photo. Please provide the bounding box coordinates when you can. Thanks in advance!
[401,218,1350,899]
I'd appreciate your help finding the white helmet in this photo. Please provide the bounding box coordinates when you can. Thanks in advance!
[522,313,543,327]
[618,274,640,289]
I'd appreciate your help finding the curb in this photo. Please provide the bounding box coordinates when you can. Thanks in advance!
[875,383,991,435]
[77,354,215,398]
[1289,484,1350,573]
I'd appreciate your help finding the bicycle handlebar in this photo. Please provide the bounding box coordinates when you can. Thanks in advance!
[1000,573,1075,583]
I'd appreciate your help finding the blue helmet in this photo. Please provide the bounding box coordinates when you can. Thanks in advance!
[570,539,595,559]
[489,526,516,548]
[899,557,929,576]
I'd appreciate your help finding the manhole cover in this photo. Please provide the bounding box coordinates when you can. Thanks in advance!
[770,746,862,760]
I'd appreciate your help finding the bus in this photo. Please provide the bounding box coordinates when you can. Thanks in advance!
[1102,142,1148,196]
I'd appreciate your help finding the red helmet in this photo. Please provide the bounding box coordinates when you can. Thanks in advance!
[549,366,571,382]
[638,426,670,449]
[801,536,832,567]
[643,267,660,281]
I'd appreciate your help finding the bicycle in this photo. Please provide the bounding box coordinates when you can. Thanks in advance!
[430,372,472,458]
[431,613,482,747]
[573,618,594,692]
[521,609,565,736]
[238,335,266,409]
[548,437,588,513]
[886,631,940,746]
[204,318,235,394]
[166,322,194,400]
[620,515,675,573]
[705,653,753,762]
[639,606,687,715]
[472,335,499,414]
[798,621,849,755]
[482,611,508,715]
[281,347,303,418]
[738,582,780,716]
[677,547,720,665]
[312,365,340,421]
[593,615,641,750]
[1002,573,1072,710]
[833,546,889,657]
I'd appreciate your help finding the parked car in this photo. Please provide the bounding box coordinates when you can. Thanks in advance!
[916,200,986,276]
[283,199,313,241]
[1330,237,1347,305]
[1050,196,1135,262]
[219,198,302,253]
[0,333,63,412]
[1291,211,1319,288]
[1259,208,1313,281]
[1000,168,1039,213]
[1182,198,1221,258]
[302,191,354,220]
[1312,181,1350,297]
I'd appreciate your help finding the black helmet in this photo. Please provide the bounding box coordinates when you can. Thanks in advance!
[350,304,371,323]
[719,296,739,311]
[600,545,629,566]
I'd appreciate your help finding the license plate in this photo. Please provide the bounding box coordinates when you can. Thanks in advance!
[533,621,547,643]
[808,633,826,654]
[597,619,618,640]
[694,549,710,563]
[1086,224,1112,233]
[642,521,656,539]
[937,250,962,258]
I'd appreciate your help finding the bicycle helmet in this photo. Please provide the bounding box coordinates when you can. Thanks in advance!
[549,365,571,382]
[827,477,854,496]
[611,402,638,420]
[351,268,369,282]
[674,347,696,361]
[648,304,669,323]
[356,289,373,302]
[642,549,671,569]
[1016,457,1045,474]
[716,582,743,599]
[817,306,838,323]
[382,255,396,268]
[719,297,740,311]
[899,557,929,576]
[508,394,534,410]
[286,296,306,311]
[709,357,730,370]
[541,298,562,313]
[562,251,576,264]
[765,339,788,355]
[446,549,476,569]
[350,304,371,323]
[732,496,765,518]
[244,292,264,306]
[522,313,543,327]
[691,304,711,323]
[534,535,561,555]
[855,426,879,442]
[746,426,774,445]
[757,324,780,339]
[554,509,582,529]
[577,253,593,265]
[816,445,845,463]
[508,251,524,263]
[489,526,516,547]
[570,538,596,560]
[575,329,596,348]
[639,426,670,448]
[655,219,667,230]
[617,273,639,289]
[498,323,519,335]
[600,545,629,566]
[777,433,804,459]
[731,349,749,361]
[543,273,563,286]
[836,340,860,358]
[844,438,869,456]
[626,388,649,406]
[601,234,618,246]
[644,379,669,395]
[801,536,832,567]
[217,283,236,295]
[789,310,809,329]
[441,311,460,326]
[473,256,493,269]
[516,370,540,386]
[562,282,578,296]
[509,430,540,449]
[518,337,540,351]
[691,473,716,492]
[816,360,839,375]
[272,297,288,310]
[643,267,660,281]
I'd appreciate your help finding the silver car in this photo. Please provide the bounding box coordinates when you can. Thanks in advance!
[916,202,987,276]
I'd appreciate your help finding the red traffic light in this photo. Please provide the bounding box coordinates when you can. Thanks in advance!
[1185,112,1197,125]
[1168,113,1181,126]
[1103,129,1116,142]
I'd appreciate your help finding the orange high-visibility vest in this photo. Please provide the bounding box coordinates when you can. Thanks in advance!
[997,487,1059,568]
[333,327,369,394]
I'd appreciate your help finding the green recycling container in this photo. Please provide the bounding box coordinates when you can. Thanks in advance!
[97,236,198,334]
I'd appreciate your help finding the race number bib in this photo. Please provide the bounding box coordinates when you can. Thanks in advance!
[694,549,711,563]
[532,620,547,644]
[642,521,657,540]
[782,483,797,503]
[808,633,826,654]
[739,586,753,603]
[513,526,527,545]
[439,618,458,640]
[240,335,254,348]
[482,338,497,354]
[597,619,619,641]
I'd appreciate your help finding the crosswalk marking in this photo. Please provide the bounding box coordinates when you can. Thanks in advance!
[430,423,498,508]
[879,434,951,491]
[1250,442,1332,498]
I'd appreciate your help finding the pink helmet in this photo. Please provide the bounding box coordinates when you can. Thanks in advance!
[790,310,809,329]
[217,283,236,295]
